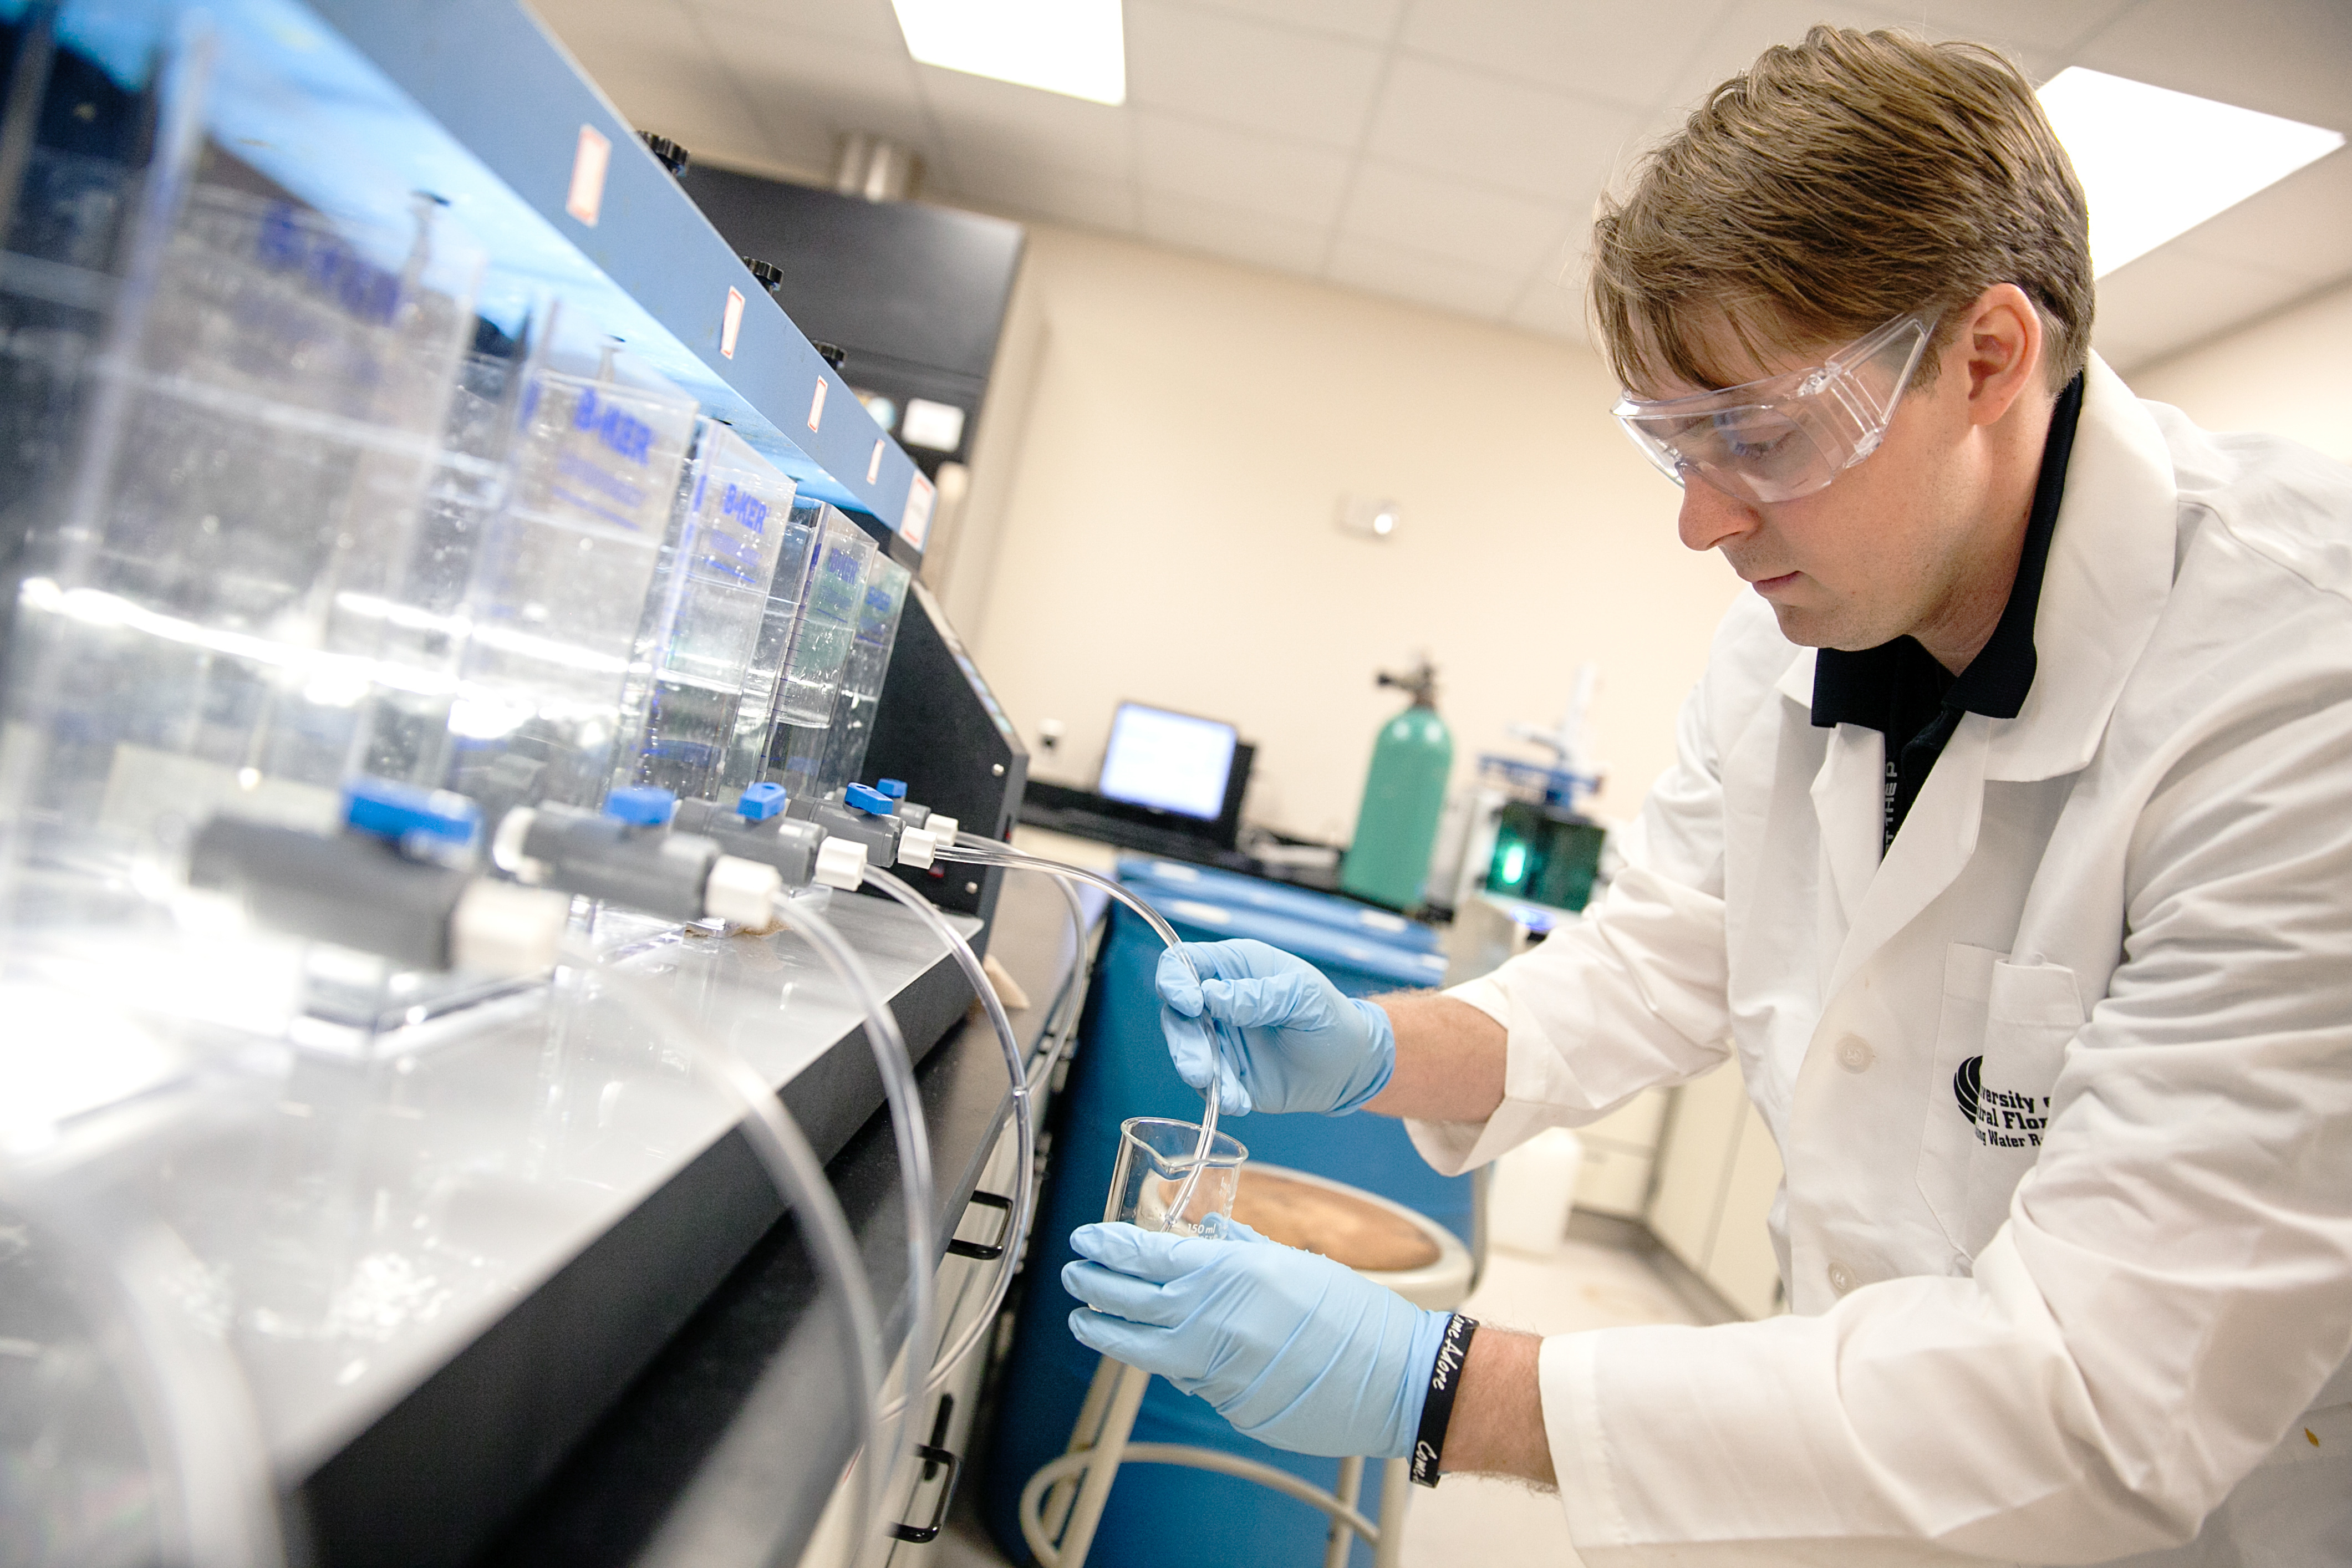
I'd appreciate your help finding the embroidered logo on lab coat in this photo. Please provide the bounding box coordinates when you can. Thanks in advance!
[1953,1056,2048,1148]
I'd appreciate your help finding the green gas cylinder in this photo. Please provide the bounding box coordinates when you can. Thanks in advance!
[1339,660,1454,910]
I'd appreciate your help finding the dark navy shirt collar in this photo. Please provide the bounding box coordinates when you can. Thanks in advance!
[1812,371,2086,731]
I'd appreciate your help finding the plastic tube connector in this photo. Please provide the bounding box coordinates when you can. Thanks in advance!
[451,880,572,975]
[704,854,785,924]
[492,807,546,884]
[501,803,721,920]
[811,801,901,868]
[926,815,960,842]
[813,836,868,891]
[896,826,938,869]
[671,798,827,887]
[190,814,568,975]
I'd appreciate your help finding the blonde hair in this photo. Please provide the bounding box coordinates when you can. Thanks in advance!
[1590,26,2091,394]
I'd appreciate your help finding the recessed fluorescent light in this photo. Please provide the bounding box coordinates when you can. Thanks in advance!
[2037,67,2344,277]
[892,0,1126,106]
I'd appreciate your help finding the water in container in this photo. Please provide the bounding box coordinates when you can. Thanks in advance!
[619,420,796,798]
[715,493,824,793]
[438,353,698,815]
[0,182,482,901]
[759,502,872,798]
[0,18,155,687]
[357,310,543,793]
[1107,1117,1246,1235]
[781,550,912,805]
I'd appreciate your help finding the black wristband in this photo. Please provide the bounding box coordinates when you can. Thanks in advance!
[1409,1312,1478,1487]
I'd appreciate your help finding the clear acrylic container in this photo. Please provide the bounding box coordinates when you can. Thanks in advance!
[620,421,797,797]
[760,503,873,797]
[356,320,542,793]
[1,183,482,896]
[806,551,913,802]
[439,359,699,812]
[716,495,824,793]
[1106,1117,1247,1235]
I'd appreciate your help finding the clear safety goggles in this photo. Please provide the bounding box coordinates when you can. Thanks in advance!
[1612,311,1936,505]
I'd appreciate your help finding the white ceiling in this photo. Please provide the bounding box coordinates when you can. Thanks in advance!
[528,0,2352,371]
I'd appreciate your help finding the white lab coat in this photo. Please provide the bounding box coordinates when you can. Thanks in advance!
[1411,356,2352,1565]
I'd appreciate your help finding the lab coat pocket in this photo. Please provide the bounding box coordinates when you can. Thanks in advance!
[1963,959,2083,1249]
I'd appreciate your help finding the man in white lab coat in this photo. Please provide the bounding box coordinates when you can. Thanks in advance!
[1059,26,2352,1565]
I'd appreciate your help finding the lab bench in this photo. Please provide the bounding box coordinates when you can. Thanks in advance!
[11,872,1101,1568]
[471,871,1103,1568]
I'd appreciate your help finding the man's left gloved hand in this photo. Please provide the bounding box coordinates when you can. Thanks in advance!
[1062,1219,1448,1458]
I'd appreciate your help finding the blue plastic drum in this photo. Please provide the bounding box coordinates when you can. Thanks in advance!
[983,875,1470,1568]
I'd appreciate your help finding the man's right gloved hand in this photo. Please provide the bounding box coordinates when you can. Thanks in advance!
[1155,939,1395,1116]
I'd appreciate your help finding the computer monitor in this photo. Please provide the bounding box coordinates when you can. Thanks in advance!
[1097,702,1238,822]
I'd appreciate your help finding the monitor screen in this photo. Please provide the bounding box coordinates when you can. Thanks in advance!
[1097,703,1238,821]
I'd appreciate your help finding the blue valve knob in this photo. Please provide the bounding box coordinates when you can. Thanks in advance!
[737,781,788,822]
[874,778,908,801]
[604,786,678,827]
[343,775,481,852]
[844,782,897,817]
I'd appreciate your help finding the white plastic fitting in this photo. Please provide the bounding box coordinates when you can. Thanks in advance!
[813,836,869,891]
[451,880,571,976]
[896,826,938,869]
[490,807,545,884]
[925,815,959,842]
[704,854,785,925]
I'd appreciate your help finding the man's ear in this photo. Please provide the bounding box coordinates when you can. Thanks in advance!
[1958,283,2044,427]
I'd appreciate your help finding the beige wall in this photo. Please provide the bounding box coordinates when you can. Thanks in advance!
[2129,279,2352,465]
[944,224,1741,844]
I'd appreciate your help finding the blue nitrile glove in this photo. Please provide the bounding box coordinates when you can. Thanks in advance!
[1062,1219,1449,1459]
[1155,939,1395,1116]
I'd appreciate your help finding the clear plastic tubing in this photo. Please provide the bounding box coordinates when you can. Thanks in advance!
[1028,876,1091,1097]
[767,892,937,1506]
[564,940,891,1551]
[936,834,1236,1229]
[858,868,1034,1414]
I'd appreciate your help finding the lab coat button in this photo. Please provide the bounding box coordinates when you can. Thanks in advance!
[1827,1261,1859,1296]
[1835,1035,1874,1073]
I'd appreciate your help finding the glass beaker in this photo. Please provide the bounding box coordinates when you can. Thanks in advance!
[1106,1117,1247,1235]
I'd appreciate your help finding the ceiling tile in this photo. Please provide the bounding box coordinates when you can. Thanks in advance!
[1124,0,1388,150]
[2070,0,2352,131]
[1134,111,1355,225]
[2093,247,2325,372]
[1337,160,1576,274]
[1900,0,2141,58]
[716,29,938,172]
[1161,0,1404,45]
[527,0,668,33]
[1364,54,1640,205]
[2163,148,2352,287]
[945,161,1139,232]
[1325,237,1523,318]
[683,0,906,52]
[1506,262,1594,346]
[918,65,1135,183]
[1140,190,1332,275]
[1396,0,1733,113]
[1653,0,2016,118]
